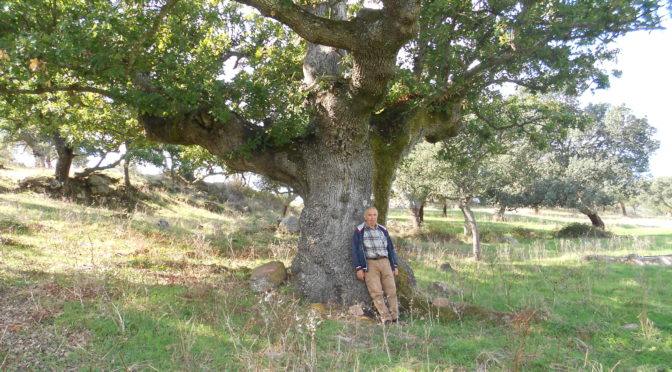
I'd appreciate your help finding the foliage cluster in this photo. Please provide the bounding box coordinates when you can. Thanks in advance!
[554,222,614,239]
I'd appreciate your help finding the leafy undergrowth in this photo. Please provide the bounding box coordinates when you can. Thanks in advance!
[1,183,671,371]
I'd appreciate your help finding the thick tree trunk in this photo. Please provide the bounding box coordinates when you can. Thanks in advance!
[587,212,605,229]
[53,132,73,185]
[459,199,481,260]
[494,204,506,221]
[290,141,373,305]
[408,198,425,228]
[579,206,605,230]
[442,200,448,218]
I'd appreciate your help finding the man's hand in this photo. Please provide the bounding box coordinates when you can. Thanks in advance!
[356,270,365,280]
[393,268,399,276]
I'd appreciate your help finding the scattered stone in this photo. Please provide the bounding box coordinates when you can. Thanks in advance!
[263,351,285,360]
[86,174,113,194]
[621,323,639,329]
[311,303,327,315]
[348,304,364,316]
[249,261,287,292]
[278,216,300,234]
[335,335,354,344]
[439,262,454,271]
[429,282,462,296]
[501,235,519,244]
[432,297,450,307]
[156,219,170,231]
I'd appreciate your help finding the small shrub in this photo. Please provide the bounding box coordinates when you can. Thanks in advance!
[0,219,30,234]
[479,230,501,243]
[554,223,612,238]
[510,227,539,239]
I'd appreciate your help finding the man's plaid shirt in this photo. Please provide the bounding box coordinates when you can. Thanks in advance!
[362,225,388,259]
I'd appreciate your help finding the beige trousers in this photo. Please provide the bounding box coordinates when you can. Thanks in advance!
[364,258,398,322]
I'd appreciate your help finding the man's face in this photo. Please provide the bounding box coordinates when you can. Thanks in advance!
[364,208,378,227]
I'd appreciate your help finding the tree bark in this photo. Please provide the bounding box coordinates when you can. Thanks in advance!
[494,204,506,221]
[123,158,132,189]
[579,206,605,230]
[619,201,627,216]
[52,132,73,186]
[586,212,605,229]
[442,200,448,218]
[459,198,481,260]
[290,139,374,305]
[408,197,425,228]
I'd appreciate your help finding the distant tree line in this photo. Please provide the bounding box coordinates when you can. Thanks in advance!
[394,93,660,259]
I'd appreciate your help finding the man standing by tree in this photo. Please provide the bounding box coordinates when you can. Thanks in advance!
[352,207,400,325]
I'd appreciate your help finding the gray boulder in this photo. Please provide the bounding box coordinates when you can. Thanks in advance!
[249,261,287,292]
[278,216,300,234]
[429,281,462,296]
[87,174,113,194]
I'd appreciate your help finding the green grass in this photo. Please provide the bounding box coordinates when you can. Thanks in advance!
[1,176,672,371]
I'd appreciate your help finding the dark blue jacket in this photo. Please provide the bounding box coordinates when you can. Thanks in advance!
[351,223,398,272]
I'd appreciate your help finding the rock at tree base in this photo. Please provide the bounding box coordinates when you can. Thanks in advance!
[86,174,114,194]
[348,304,364,316]
[249,261,287,292]
[278,216,300,234]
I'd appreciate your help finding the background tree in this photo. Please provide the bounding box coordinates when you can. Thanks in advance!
[395,142,441,228]
[13,129,54,168]
[640,177,672,215]
[533,104,658,228]
[396,93,580,258]
[0,93,139,186]
[0,0,664,304]
[255,176,299,217]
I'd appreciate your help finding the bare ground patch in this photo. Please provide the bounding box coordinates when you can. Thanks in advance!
[0,281,94,370]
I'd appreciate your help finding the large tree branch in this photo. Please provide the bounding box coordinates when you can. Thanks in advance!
[0,84,115,99]
[75,151,130,178]
[235,0,358,50]
[140,108,308,193]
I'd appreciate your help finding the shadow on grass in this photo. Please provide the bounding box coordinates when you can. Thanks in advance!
[0,267,255,371]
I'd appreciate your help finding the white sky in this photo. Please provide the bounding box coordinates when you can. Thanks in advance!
[580,17,672,178]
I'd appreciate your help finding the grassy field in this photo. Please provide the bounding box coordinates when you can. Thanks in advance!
[1,169,671,371]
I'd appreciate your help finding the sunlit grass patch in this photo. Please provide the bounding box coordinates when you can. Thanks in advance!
[2,183,672,370]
